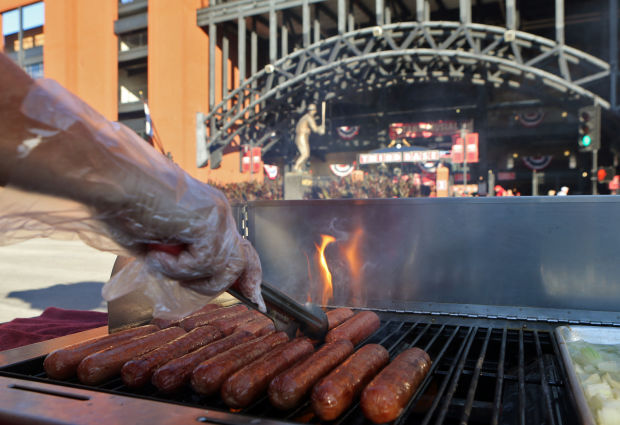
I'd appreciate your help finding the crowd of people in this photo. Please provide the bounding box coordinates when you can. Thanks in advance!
[310,173,431,199]
[210,177,284,203]
[211,172,435,202]
[211,172,574,202]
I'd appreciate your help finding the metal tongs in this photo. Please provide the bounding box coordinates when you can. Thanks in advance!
[228,281,328,340]
[148,243,328,340]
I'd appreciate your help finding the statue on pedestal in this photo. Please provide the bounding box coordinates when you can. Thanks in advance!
[293,104,325,172]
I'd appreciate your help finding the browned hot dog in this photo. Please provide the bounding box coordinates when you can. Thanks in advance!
[151,330,256,393]
[235,315,276,337]
[150,303,221,329]
[326,307,355,329]
[149,317,179,329]
[221,337,315,408]
[191,303,224,315]
[360,347,431,424]
[121,326,221,388]
[43,324,159,380]
[268,339,354,410]
[325,311,380,346]
[179,304,248,331]
[191,332,289,395]
[296,307,355,342]
[311,344,389,420]
[209,309,262,336]
[76,327,186,385]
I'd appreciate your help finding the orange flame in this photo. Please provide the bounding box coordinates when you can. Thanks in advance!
[343,227,364,305]
[343,227,363,283]
[316,234,336,305]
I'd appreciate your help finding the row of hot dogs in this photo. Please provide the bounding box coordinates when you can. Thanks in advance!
[43,303,431,423]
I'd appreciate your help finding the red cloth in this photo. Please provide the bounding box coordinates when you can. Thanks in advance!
[0,307,108,351]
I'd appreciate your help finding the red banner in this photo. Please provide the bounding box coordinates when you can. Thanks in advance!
[497,171,516,181]
[242,147,262,173]
[451,133,479,163]
[453,173,472,183]
[389,120,473,139]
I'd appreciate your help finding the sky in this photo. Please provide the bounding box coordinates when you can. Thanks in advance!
[2,1,44,36]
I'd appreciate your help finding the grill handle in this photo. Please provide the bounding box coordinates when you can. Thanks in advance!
[227,281,328,340]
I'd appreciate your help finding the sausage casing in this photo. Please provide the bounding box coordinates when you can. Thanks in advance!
[311,344,389,420]
[325,311,380,346]
[121,325,221,388]
[76,327,185,385]
[150,303,221,329]
[221,337,314,408]
[268,339,354,410]
[191,332,289,395]
[43,324,159,380]
[151,330,256,393]
[235,315,276,337]
[326,307,355,330]
[208,309,262,336]
[179,304,248,331]
[360,347,431,424]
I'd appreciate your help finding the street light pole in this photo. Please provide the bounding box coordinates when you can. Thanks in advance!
[591,148,598,195]
[461,126,468,195]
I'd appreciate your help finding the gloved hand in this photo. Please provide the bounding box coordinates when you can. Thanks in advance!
[0,53,265,312]
[129,176,266,311]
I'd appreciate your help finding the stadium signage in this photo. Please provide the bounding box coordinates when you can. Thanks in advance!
[359,150,443,165]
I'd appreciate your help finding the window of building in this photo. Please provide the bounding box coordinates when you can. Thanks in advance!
[2,1,44,78]
[24,62,43,79]
[119,63,147,104]
[119,29,147,51]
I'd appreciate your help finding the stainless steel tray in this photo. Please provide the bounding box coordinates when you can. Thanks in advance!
[555,325,620,425]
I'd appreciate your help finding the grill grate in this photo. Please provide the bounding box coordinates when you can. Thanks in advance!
[0,314,579,425]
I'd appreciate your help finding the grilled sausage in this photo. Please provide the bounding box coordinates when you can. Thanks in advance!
[209,309,262,336]
[150,303,221,329]
[268,339,354,410]
[149,317,179,329]
[191,332,289,396]
[151,330,256,393]
[325,311,380,346]
[180,304,248,331]
[311,344,389,420]
[43,325,159,380]
[76,327,185,385]
[191,303,225,314]
[326,307,355,330]
[235,315,276,337]
[221,337,315,408]
[121,326,221,388]
[360,347,431,424]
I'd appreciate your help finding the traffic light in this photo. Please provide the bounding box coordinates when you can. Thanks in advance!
[578,105,601,151]
[597,166,615,183]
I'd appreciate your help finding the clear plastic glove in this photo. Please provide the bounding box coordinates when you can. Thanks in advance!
[0,53,265,316]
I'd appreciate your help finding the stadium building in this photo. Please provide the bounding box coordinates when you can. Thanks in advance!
[1,0,619,194]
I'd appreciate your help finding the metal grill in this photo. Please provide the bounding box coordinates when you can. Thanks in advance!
[0,313,578,425]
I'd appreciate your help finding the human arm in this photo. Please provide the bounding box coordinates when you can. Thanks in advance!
[0,53,264,309]
[306,114,325,135]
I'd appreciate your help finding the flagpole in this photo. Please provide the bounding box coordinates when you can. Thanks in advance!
[140,91,166,156]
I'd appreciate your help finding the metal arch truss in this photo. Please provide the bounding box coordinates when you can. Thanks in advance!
[198,21,611,167]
